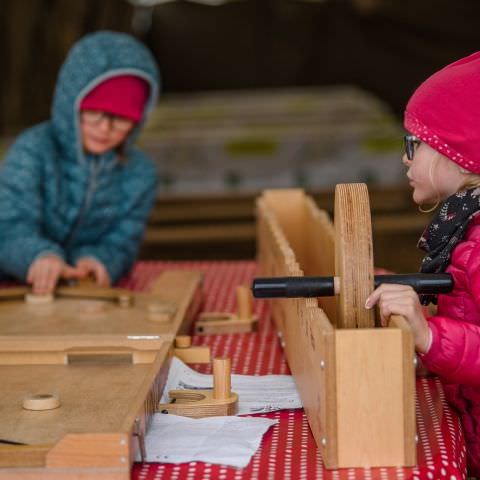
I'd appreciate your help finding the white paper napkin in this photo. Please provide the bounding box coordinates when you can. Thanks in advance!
[144,414,277,467]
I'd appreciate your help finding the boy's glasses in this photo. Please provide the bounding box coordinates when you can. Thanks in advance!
[404,134,421,161]
[81,110,134,132]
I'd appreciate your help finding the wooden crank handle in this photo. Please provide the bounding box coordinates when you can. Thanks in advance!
[0,284,132,304]
[252,273,453,298]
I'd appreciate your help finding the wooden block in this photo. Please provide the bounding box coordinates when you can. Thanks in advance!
[157,389,238,418]
[173,335,210,363]
[195,313,258,334]
[194,285,258,334]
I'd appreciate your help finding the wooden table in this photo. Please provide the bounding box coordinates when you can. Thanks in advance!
[121,261,466,480]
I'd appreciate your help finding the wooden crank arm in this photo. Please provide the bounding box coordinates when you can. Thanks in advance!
[252,273,453,298]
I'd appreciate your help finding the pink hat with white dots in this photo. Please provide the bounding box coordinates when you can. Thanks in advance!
[404,51,480,174]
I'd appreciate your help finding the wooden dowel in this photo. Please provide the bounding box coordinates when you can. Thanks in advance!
[236,284,251,319]
[213,357,231,400]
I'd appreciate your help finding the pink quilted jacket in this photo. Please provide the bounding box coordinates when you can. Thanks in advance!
[421,214,480,475]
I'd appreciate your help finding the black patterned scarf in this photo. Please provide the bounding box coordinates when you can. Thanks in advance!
[418,187,480,305]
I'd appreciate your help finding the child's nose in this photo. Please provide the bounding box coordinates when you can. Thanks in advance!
[402,153,412,168]
[97,117,112,132]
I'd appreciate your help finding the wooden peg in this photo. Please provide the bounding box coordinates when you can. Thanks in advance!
[173,335,210,363]
[195,284,258,334]
[213,357,231,400]
[157,356,238,418]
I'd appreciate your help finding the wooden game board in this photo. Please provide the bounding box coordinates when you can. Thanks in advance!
[0,270,203,479]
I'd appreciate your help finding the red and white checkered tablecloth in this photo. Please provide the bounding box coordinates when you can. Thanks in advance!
[120,261,467,480]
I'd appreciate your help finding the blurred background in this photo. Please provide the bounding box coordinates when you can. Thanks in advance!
[1,0,479,271]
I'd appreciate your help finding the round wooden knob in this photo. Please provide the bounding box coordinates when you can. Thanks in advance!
[23,393,60,411]
[175,336,192,349]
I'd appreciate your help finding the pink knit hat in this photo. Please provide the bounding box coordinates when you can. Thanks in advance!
[404,51,480,174]
[80,75,149,122]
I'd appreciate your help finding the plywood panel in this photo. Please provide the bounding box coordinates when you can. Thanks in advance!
[335,328,411,467]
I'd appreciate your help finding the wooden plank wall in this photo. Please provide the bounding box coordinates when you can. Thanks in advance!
[140,186,428,273]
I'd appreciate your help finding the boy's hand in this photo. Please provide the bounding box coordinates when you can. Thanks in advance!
[27,255,82,295]
[75,257,110,287]
[365,284,431,353]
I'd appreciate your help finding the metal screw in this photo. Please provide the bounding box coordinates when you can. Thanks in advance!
[413,356,418,367]
[415,434,419,443]
[321,437,327,447]
[320,360,325,369]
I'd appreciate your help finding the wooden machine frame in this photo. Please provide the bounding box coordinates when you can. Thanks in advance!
[256,184,416,468]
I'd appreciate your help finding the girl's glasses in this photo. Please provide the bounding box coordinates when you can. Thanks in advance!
[404,134,421,161]
[81,110,134,132]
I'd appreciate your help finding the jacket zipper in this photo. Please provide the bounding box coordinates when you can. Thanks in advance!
[65,160,100,249]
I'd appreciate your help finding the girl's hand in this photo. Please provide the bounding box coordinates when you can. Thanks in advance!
[27,255,81,295]
[365,284,432,353]
[75,257,111,287]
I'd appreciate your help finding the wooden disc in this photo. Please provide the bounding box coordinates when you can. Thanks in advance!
[22,393,60,411]
[147,302,176,323]
[25,293,54,305]
[334,183,375,329]
[79,300,108,315]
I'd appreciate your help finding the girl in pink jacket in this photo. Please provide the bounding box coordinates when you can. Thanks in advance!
[366,52,480,476]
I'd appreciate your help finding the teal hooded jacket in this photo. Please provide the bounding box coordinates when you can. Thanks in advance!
[0,31,160,282]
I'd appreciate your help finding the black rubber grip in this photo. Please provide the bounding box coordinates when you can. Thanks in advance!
[252,273,453,298]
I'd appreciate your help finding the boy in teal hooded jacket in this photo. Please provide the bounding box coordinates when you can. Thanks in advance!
[0,31,160,293]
